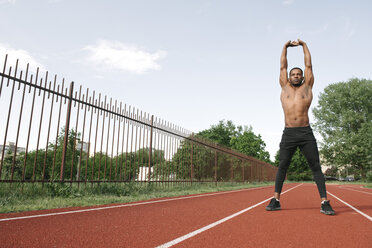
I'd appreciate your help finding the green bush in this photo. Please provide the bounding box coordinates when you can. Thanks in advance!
[287,171,313,181]
[89,183,135,196]
[366,171,372,182]
[46,183,80,198]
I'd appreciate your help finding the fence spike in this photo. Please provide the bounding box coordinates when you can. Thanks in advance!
[53,75,57,102]
[38,71,48,96]
[84,88,89,110]
[48,80,51,99]
[6,67,12,88]
[0,54,8,97]
[8,59,18,87]
[18,71,23,90]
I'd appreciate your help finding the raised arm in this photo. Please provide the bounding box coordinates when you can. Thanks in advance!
[298,39,314,87]
[280,40,299,87]
[279,41,290,88]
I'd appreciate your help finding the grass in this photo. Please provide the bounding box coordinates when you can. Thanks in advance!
[325,181,372,189]
[1,181,370,214]
[0,181,275,214]
[362,183,372,188]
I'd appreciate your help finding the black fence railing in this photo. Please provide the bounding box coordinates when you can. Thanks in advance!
[0,54,277,184]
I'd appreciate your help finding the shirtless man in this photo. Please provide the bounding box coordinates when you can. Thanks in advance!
[266,39,335,215]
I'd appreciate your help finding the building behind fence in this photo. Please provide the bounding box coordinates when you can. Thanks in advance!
[0,54,277,184]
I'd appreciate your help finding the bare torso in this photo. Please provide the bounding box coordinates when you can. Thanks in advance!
[280,84,313,127]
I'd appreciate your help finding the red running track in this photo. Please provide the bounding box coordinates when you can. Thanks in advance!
[0,183,371,247]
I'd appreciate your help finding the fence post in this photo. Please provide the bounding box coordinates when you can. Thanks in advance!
[214,150,217,186]
[190,133,194,185]
[60,81,74,182]
[242,160,244,183]
[231,158,234,183]
[148,115,154,182]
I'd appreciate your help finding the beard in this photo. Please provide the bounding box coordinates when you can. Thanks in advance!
[290,79,303,87]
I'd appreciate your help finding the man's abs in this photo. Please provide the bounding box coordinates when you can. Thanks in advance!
[282,110,310,127]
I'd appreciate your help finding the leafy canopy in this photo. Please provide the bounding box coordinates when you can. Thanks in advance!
[197,120,272,164]
[312,78,372,178]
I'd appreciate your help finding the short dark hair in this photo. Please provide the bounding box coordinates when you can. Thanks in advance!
[289,67,303,75]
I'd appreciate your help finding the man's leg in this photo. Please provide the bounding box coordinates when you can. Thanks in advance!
[299,140,327,199]
[274,144,296,199]
[300,140,335,215]
[266,143,296,211]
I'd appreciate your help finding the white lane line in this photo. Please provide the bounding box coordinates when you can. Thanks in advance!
[156,183,303,248]
[336,185,372,195]
[0,185,275,222]
[327,191,372,222]
[337,187,372,196]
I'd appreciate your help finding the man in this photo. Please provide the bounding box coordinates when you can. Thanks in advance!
[266,39,335,215]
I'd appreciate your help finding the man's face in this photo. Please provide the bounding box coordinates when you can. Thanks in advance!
[289,69,304,86]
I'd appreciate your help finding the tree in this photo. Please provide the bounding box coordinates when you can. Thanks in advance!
[1,150,24,180]
[324,166,338,177]
[164,139,215,181]
[151,120,273,182]
[48,128,82,181]
[274,148,312,181]
[230,126,271,163]
[0,127,82,182]
[197,120,272,164]
[312,78,372,178]
[197,120,237,147]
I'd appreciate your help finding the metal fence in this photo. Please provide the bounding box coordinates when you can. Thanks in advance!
[0,54,277,184]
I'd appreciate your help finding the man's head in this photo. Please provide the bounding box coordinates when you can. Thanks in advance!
[289,67,304,86]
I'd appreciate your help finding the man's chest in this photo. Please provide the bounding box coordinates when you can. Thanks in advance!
[280,86,313,105]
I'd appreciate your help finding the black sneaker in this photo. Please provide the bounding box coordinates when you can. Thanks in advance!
[320,200,335,215]
[266,198,281,211]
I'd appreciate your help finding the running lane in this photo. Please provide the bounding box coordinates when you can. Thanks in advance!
[326,184,372,218]
[167,183,372,248]
[1,183,370,247]
[0,184,288,247]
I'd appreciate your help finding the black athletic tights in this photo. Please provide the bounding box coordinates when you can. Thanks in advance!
[275,126,327,198]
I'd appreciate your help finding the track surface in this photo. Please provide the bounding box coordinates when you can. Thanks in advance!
[0,183,371,247]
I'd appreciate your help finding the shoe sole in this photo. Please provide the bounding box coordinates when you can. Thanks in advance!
[266,207,281,211]
[320,210,335,215]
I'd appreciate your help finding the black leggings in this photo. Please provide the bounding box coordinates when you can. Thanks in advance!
[275,126,327,198]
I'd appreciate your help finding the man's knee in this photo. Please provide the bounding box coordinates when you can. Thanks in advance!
[307,157,322,172]
[278,156,292,170]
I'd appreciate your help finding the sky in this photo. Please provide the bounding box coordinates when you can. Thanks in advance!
[0,0,371,160]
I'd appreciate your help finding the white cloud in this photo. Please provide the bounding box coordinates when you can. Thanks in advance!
[0,0,16,4]
[83,40,167,74]
[0,43,46,74]
[282,0,295,5]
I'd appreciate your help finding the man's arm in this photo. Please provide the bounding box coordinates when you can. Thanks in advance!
[279,41,290,88]
[298,39,314,87]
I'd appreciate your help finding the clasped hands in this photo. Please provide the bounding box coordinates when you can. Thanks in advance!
[285,39,305,47]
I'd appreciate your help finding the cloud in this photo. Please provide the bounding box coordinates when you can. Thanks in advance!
[0,43,46,74]
[83,40,167,74]
[282,0,295,5]
[0,0,16,4]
